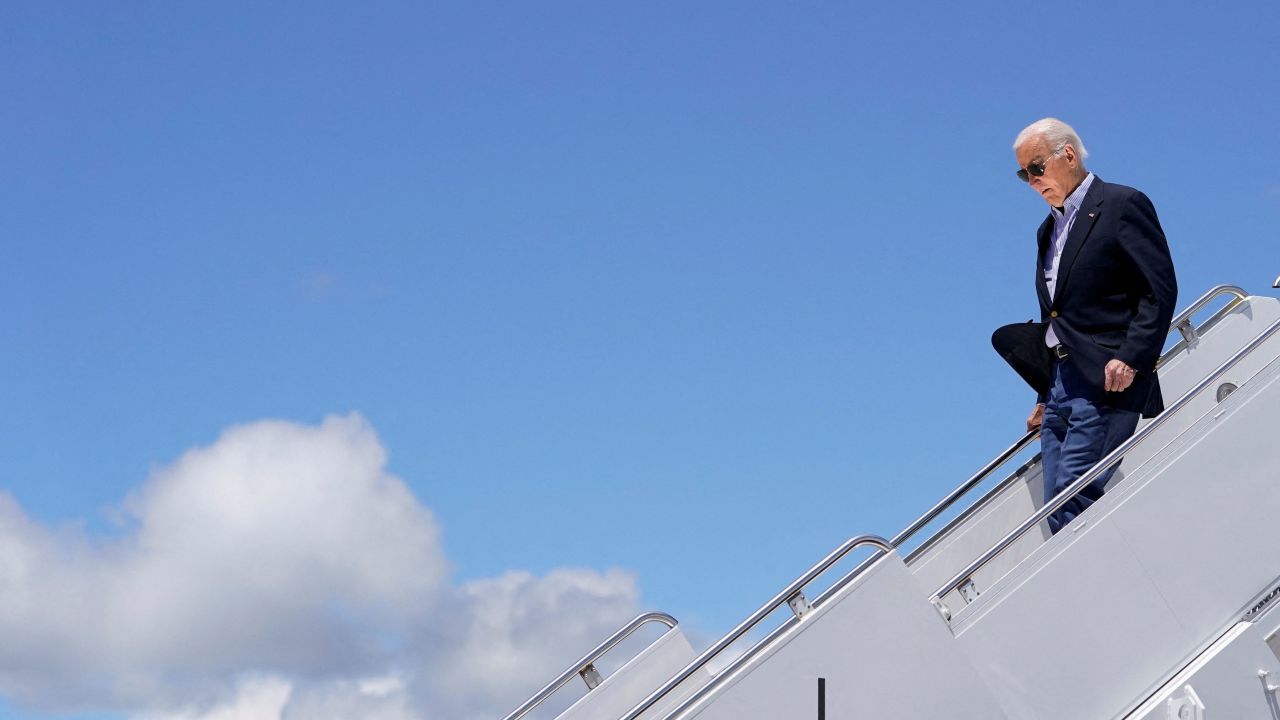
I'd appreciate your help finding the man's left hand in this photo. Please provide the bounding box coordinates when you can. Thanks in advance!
[1104,359,1138,393]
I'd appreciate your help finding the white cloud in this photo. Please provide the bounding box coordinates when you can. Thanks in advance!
[139,677,293,720]
[0,414,641,719]
[279,675,417,720]
[415,568,641,718]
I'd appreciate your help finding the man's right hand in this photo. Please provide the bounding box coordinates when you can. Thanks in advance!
[1027,404,1045,432]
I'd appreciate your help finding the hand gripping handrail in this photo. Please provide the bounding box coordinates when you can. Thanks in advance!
[501,611,678,720]
[618,535,892,720]
[932,313,1280,609]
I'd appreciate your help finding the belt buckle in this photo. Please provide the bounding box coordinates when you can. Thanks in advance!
[1052,344,1069,360]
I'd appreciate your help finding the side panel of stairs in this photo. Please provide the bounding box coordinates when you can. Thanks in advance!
[947,341,1280,720]
[682,552,1008,720]
[909,297,1280,613]
[555,628,710,720]
[1123,618,1280,719]
[585,293,1280,720]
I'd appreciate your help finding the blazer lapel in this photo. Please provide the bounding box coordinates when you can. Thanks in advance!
[1050,177,1105,308]
[1035,214,1053,309]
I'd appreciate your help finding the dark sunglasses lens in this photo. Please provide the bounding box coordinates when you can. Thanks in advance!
[1016,161,1046,183]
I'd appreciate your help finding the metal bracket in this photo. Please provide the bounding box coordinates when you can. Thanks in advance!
[787,591,813,619]
[1259,670,1280,694]
[930,596,952,621]
[958,579,981,605]
[1165,684,1204,719]
[579,663,604,690]
[1175,318,1198,345]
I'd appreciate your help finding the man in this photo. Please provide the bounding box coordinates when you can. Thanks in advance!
[1003,118,1177,533]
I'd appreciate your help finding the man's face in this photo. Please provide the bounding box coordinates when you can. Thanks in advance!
[1016,137,1080,208]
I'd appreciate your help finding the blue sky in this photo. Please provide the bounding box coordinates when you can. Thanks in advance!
[2,2,1279,718]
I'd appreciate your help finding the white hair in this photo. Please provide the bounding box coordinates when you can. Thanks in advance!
[1013,118,1088,165]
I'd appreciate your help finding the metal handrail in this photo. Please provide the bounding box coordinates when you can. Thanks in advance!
[618,534,892,720]
[1162,285,1248,354]
[646,286,1264,719]
[657,543,901,720]
[891,430,1039,550]
[932,314,1280,607]
[649,284,1259,717]
[903,452,1042,565]
[551,284,1254,720]
[1169,284,1247,332]
[501,611,678,720]
[891,285,1247,560]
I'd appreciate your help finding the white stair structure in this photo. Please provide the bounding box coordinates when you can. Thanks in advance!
[503,283,1280,720]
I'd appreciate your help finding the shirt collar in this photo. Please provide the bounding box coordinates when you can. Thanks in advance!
[1051,172,1095,220]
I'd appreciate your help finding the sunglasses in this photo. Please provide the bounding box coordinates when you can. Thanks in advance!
[1016,148,1064,182]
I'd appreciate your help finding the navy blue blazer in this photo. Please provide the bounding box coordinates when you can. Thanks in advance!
[1034,177,1178,417]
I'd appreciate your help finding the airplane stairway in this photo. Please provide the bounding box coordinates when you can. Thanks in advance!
[501,283,1280,720]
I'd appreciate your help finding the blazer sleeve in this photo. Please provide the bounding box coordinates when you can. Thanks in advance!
[1115,191,1178,371]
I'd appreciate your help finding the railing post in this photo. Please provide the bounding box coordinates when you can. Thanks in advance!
[787,591,812,619]
[499,612,678,720]
[1176,317,1198,344]
[579,663,604,690]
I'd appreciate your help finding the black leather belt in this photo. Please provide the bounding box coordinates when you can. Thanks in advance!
[1051,344,1069,360]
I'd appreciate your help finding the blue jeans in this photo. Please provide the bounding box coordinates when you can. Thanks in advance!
[1040,358,1139,533]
